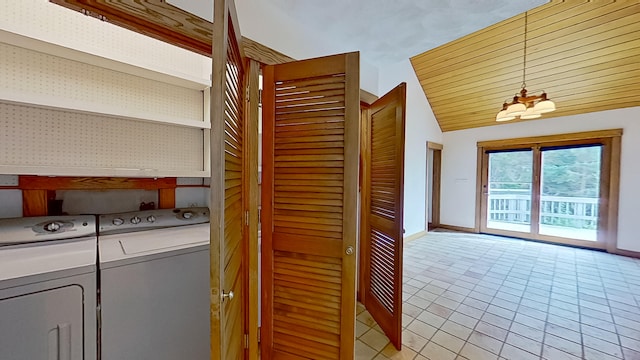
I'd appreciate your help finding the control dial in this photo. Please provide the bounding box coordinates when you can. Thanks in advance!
[130,216,142,224]
[112,218,125,226]
[146,215,156,223]
[182,211,194,219]
[44,222,61,232]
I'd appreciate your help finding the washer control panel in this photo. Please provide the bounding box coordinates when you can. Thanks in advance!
[99,207,209,235]
[0,215,96,246]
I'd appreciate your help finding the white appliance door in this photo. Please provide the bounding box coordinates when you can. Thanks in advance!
[0,285,84,360]
[100,249,209,360]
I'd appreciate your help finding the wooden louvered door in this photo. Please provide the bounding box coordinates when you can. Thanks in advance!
[211,0,257,359]
[361,83,406,349]
[261,52,360,359]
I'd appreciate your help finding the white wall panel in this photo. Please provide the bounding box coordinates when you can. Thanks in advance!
[0,190,22,219]
[0,103,204,173]
[0,43,204,125]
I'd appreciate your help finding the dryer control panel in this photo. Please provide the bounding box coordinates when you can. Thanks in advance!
[99,207,209,235]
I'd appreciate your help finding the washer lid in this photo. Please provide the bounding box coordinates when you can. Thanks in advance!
[0,235,96,283]
[99,223,209,264]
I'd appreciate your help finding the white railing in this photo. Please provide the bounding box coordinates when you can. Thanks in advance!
[488,193,599,229]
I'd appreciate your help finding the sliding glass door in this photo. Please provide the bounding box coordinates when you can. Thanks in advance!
[486,150,533,234]
[539,145,601,241]
[478,131,621,250]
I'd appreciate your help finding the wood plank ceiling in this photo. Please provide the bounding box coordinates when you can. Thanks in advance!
[410,1,640,132]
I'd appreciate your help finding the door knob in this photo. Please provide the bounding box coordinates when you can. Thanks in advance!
[345,246,354,256]
[222,290,234,302]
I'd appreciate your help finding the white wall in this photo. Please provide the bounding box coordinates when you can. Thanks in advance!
[379,60,442,236]
[441,107,640,252]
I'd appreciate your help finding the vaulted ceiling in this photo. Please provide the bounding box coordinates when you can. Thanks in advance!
[410,1,640,132]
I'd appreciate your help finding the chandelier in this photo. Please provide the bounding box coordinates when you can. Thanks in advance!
[496,11,555,122]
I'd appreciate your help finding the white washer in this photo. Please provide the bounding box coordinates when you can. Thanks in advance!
[98,207,210,360]
[0,215,97,360]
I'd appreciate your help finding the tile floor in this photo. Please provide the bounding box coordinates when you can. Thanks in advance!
[355,231,640,360]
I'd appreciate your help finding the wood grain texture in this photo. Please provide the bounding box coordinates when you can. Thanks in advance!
[477,129,623,148]
[157,188,176,209]
[19,176,176,190]
[361,83,406,350]
[410,1,640,132]
[262,53,359,360]
[22,189,48,217]
[50,0,212,56]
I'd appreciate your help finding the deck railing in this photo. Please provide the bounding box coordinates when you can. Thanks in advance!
[488,193,599,230]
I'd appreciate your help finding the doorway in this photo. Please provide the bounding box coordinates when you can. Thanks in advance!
[426,142,442,230]
[477,130,622,250]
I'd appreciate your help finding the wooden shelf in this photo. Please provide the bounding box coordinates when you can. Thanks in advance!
[0,91,210,130]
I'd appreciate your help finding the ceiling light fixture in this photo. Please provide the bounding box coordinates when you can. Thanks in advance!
[496,11,555,122]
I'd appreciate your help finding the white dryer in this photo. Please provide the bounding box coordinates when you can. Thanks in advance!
[98,207,210,360]
[0,215,97,360]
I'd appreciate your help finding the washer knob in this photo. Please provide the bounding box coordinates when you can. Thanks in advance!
[182,211,194,219]
[112,218,125,226]
[130,216,142,224]
[146,215,156,223]
[44,222,61,232]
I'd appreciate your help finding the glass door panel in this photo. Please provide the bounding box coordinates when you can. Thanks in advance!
[539,145,601,241]
[486,150,533,233]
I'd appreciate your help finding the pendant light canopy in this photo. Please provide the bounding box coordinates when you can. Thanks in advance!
[496,12,556,122]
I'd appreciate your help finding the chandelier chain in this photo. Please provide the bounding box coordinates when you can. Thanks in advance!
[522,12,528,90]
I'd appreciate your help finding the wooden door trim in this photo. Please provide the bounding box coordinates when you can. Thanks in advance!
[426,142,443,229]
[246,59,261,360]
[259,63,275,359]
[477,129,623,148]
[530,147,542,236]
[427,141,443,150]
[341,52,360,360]
[475,148,486,233]
[358,104,371,305]
[209,0,227,355]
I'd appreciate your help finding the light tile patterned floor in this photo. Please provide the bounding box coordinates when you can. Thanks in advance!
[355,231,640,360]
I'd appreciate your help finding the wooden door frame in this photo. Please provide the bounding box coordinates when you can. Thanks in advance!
[358,103,371,305]
[475,129,622,252]
[426,142,443,230]
[245,59,261,360]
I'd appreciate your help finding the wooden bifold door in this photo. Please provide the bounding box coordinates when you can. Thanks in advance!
[359,83,406,350]
[261,52,360,359]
